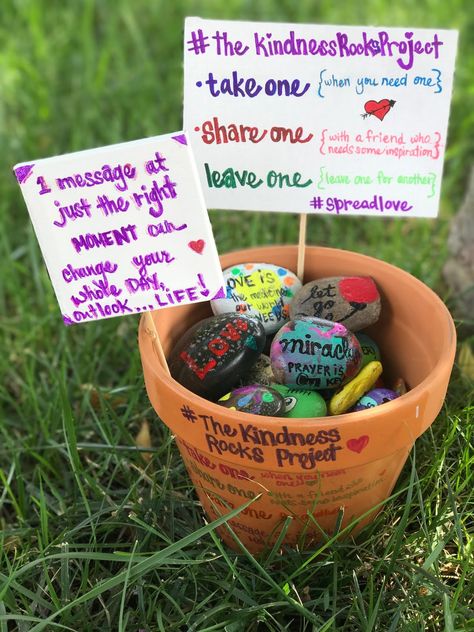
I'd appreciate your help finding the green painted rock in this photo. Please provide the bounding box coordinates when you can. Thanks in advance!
[271,383,327,418]
[355,333,381,369]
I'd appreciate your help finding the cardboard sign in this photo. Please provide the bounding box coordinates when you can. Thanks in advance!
[184,18,458,217]
[14,133,225,325]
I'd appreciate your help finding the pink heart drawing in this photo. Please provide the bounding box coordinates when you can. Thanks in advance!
[188,239,205,254]
[346,435,369,453]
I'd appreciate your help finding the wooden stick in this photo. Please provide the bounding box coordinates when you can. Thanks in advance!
[296,213,307,282]
[143,311,171,377]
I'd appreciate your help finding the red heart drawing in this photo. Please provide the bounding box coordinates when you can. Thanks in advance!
[346,435,369,453]
[364,99,392,121]
[188,239,205,254]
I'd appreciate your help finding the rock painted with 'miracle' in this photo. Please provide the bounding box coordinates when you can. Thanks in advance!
[211,263,301,334]
[218,384,285,416]
[290,276,381,332]
[270,317,362,390]
[169,314,265,400]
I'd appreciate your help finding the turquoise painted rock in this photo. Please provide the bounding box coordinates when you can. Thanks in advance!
[356,333,381,369]
[210,262,302,334]
[270,317,362,390]
[352,388,400,411]
[218,384,285,416]
[271,383,327,418]
[290,276,381,332]
[239,354,274,387]
[169,314,265,400]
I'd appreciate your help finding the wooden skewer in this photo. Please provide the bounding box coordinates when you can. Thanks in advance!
[296,213,307,282]
[143,311,171,376]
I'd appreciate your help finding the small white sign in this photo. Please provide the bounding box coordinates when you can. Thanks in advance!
[184,18,458,217]
[15,132,225,325]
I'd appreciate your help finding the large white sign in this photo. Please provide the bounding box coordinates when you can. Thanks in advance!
[15,133,225,325]
[184,18,458,217]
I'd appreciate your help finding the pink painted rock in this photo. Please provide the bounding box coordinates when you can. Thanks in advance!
[270,317,362,390]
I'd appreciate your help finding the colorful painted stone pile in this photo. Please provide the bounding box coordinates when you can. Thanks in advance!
[169,263,404,417]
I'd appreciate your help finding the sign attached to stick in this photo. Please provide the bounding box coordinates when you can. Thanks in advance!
[14,133,225,325]
[184,18,458,217]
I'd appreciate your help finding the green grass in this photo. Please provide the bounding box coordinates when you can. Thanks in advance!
[0,0,473,630]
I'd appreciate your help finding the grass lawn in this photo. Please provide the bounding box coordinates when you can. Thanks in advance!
[0,1,473,630]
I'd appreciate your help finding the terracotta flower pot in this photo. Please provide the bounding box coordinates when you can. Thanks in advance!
[138,245,456,552]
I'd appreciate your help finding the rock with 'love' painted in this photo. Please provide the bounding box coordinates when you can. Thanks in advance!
[218,384,285,416]
[210,263,301,334]
[169,314,265,400]
[289,276,381,332]
[270,317,362,390]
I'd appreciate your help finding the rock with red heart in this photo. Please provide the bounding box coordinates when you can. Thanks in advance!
[169,314,265,400]
[270,317,362,390]
[218,384,285,416]
[289,276,381,332]
[210,262,302,334]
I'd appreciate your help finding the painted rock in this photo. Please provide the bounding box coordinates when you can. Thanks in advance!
[352,388,400,411]
[271,383,327,418]
[210,263,302,334]
[289,276,381,332]
[239,354,274,387]
[263,333,276,356]
[169,314,265,400]
[356,333,381,369]
[270,317,362,390]
[392,377,408,396]
[329,361,383,415]
[218,384,285,416]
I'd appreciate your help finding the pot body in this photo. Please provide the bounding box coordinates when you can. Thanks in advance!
[138,246,456,552]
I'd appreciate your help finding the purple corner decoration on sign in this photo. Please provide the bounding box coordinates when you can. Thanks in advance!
[171,134,188,146]
[14,164,35,184]
[212,287,226,299]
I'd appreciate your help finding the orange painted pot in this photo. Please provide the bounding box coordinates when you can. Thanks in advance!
[138,246,456,552]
